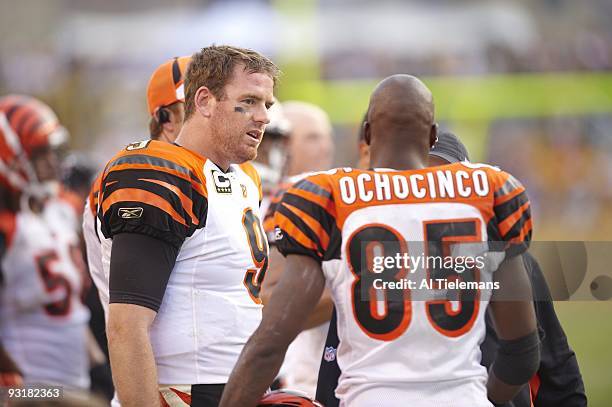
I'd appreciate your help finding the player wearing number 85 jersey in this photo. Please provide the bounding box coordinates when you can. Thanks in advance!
[220,75,539,407]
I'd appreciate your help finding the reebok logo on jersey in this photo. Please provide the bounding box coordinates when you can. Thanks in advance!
[118,207,143,219]
[212,170,232,194]
[324,346,336,362]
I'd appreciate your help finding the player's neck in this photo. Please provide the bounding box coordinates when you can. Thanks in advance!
[370,148,428,171]
[175,120,230,171]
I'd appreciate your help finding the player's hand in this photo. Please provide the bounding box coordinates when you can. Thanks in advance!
[0,371,23,387]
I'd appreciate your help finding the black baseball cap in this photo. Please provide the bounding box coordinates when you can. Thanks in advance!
[429,131,470,163]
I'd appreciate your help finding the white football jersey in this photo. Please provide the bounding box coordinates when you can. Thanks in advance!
[280,321,328,397]
[0,194,90,389]
[274,164,532,406]
[92,140,268,388]
[83,174,108,316]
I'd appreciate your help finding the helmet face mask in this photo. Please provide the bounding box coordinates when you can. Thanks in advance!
[254,135,290,188]
[30,145,61,183]
[268,138,288,174]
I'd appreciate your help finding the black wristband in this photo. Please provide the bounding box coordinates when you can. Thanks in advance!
[491,330,541,386]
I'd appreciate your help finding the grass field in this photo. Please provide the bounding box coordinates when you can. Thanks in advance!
[555,302,612,406]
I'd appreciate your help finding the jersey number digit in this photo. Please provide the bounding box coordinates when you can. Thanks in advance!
[242,208,269,304]
[36,250,72,317]
[348,224,411,341]
[424,219,481,337]
[348,219,480,340]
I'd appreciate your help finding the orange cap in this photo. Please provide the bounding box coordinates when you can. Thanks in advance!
[146,56,192,116]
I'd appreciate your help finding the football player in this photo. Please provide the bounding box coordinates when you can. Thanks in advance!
[259,101,335,397]
[93,45,279,407]
[220,75,540,407]
[0,95,94,389]
[316,131,587,407]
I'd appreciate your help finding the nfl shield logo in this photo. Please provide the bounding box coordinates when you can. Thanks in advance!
[323,346,336,362]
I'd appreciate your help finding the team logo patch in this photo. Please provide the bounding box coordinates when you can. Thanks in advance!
[125,140,150,151]
[324,346,336,362]
[274,227,283,241]
[212,170,232,194]
[118,207,143,219]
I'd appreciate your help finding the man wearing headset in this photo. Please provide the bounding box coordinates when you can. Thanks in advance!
[146,56,192,143]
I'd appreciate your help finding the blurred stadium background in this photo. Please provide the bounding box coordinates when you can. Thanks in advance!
[1,0,610,405]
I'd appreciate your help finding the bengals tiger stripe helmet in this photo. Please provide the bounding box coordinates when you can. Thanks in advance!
[257,390,324,407]
[0,94,68,195]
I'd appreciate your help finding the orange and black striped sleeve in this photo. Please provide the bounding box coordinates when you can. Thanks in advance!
[87,173,102,218]
[274,174,342,263]
[263,182,292,244]
[489,170,532,257]
[98,147,208,249]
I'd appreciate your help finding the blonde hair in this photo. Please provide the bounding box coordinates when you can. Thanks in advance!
[183,45,280,119]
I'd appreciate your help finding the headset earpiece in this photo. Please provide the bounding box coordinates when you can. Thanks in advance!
[157,107,170,124]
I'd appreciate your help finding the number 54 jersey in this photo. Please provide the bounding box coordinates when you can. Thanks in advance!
[274,163,532,407]
[94,140,268,386]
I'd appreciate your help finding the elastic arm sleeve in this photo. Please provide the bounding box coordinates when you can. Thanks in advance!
[109,233,179,312]
[491,330,541,386]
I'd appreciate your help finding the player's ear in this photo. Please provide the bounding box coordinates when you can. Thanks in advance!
[364,121,371,146]
[194,86,213,118]
[429,123,438,149]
